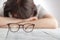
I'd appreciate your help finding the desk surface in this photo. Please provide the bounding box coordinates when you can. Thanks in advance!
[0,28,60,40]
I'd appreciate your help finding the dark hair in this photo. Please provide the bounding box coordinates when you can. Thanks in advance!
[4,0,37,19]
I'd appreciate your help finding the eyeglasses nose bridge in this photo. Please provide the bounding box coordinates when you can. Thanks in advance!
[19,24,24,28]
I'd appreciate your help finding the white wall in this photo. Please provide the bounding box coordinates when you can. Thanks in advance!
[0,0,7,7]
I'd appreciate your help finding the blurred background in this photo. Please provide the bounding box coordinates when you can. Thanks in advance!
[0,0,60,27]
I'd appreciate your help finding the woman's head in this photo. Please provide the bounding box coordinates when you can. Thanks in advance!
[4,0,37,19]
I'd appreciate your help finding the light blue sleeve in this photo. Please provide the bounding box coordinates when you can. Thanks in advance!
[36,5,47,19]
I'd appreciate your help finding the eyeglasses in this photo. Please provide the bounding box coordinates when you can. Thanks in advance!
[7,23,35,33]
[5,22,35,40]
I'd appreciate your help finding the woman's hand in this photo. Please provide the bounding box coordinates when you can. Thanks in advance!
[25,17,38,21]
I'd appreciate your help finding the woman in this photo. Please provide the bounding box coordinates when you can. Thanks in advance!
[0,0,58,28]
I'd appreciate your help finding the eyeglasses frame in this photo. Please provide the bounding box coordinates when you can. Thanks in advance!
[7,23,35,33]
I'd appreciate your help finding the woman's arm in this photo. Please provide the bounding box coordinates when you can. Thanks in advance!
[25,13,58,29]
[32,18,58,29]
[35,14,58,29]
[0,17,23,27]
[0,14,58,29]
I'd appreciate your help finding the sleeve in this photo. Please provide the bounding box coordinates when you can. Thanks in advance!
[37,5,47,19]
[0,6,4,17]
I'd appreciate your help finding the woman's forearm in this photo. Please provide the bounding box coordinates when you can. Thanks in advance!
[24,18,58,29]
[0,16,37,28]
[32,18,58,29]
[0,17,58,29]
[0,17,23,26]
